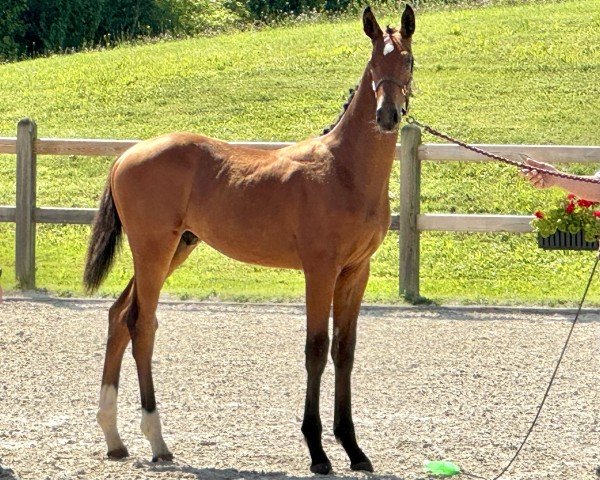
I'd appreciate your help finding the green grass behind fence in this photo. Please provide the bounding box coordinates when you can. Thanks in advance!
[0,0,599,304]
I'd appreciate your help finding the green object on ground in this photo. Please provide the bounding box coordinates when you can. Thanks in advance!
[425,460,461,476]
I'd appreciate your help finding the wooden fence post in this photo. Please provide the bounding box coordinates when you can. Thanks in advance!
[399,123,422,301]
[16,118,37,289]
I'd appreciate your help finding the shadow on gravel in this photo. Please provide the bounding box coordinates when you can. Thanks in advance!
[0,462,19,480]
[5,296,600,323]
[133,461,421,480]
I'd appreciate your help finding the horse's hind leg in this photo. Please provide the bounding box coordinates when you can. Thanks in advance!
[97,231,199,460]
[97,278,134,459]
[129,231,199,461]
[331,260,372,472]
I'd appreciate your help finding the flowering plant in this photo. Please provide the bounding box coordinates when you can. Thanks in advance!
[532,194,600,242]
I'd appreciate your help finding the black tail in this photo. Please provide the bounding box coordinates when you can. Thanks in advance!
[83,178,122,293]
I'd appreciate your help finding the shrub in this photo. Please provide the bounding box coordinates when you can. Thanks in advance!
[0,0,251,61]
[22,0,104,54]
[158,0,249,35]
[0,0,27,60]
[245,0,356,19]
[98,0,167,41]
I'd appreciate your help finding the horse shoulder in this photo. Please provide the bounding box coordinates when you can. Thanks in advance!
[276,139,335,181]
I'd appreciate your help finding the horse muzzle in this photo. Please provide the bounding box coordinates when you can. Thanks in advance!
[376,103,401,132]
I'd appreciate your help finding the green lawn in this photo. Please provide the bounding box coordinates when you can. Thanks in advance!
[0,0,599,305]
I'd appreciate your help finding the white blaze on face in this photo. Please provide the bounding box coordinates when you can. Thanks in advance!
[141,409,171,458]
[97,385,126,452]
[383,36,395,56]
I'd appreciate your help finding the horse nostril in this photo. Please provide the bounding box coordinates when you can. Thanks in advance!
[376,105,401,130]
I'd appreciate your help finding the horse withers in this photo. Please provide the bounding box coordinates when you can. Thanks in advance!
[85,5,415,474]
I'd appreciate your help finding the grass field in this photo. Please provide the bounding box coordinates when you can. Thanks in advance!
[0,0,599,304]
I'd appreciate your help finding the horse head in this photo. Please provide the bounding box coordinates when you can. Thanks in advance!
[363,4,415,132]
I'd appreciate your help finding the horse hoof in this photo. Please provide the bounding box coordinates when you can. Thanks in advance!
[107,447,129,459]
[310,461,332,475]
[351,460,374,472]
[152,452,174,462]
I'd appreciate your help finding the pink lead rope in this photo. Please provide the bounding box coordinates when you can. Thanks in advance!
[406,117,600,185]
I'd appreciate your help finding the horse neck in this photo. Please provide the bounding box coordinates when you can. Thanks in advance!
[326,66,399,198]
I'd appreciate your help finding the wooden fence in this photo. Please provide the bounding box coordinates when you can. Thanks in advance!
[1,118,600,298]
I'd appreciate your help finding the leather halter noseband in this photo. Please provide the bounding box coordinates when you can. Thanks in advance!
[371,76,412,115]
[371,77,410,95]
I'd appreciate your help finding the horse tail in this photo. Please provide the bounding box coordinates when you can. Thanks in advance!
[83,176,122,293]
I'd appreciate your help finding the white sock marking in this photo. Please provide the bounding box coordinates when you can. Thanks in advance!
[141,409,170,458]
[97,385,126,452]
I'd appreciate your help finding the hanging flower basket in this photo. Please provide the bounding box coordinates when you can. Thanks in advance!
[532,194,600,251]
[537,231,599,250]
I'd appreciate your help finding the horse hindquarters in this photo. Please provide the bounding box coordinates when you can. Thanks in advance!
[89,149,201,460]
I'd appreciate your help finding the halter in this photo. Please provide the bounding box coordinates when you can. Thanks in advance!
[369,56,413,116]
[371,75,412,115]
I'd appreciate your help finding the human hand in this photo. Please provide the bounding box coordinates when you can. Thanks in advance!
[519,156,559,189]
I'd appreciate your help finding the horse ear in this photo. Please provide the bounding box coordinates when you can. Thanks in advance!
[363,6,382,41]
[400,4,415,39]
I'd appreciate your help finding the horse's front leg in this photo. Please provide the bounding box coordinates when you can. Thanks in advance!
[301,267,338,474]
[332,260,373,472]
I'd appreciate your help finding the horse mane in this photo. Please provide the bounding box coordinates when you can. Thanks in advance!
[322,85,358,135]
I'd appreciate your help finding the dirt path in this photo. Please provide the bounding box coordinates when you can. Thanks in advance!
[0,299,598,480]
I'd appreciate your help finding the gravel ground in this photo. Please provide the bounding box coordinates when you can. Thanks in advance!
[0,298,598,480]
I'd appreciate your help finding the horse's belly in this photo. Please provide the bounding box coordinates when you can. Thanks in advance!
[200,226,303,270]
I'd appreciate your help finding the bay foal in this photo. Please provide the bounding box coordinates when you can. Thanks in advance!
[85,5,415,474]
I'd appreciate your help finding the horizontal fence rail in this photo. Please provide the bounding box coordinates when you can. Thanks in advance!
[0,209,535,233]
[1,119,599,295]
[2,137,600,161]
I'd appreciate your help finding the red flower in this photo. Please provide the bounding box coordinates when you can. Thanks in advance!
[577,199,594,208]
[567,193,576,200]
[566,203,575,214]
[534,210,544,219]
[594,211,600,218]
